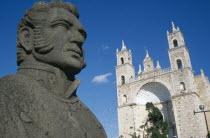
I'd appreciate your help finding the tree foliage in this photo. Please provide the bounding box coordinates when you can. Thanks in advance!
[125,102,169,138]
[140,102,169,138]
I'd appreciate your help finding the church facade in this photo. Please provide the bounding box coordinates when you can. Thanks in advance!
[116,23,210,138]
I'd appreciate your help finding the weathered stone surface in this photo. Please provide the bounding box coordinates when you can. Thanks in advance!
[0,1,106,138]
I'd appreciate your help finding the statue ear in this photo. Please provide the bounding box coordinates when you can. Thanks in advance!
[18,27,33,52]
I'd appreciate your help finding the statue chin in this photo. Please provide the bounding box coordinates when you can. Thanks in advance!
[61,67,80,76]
[63,63,85,76]
[32,52,85,76]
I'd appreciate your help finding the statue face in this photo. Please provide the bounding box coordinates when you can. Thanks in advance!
[33,7,87,75]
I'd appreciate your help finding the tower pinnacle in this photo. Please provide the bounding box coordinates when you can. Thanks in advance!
[143,49,154,72]
[156,61,161,69]
[171,22,179,32]
[172,22,176,31]
[121,40,127,50]
[138,64,142,74]
[146,50,149,58]
[200,69,205,77]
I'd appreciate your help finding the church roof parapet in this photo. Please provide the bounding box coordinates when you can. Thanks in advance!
[129,67,172,83]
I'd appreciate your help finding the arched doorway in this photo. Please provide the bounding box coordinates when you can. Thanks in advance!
[136,82,177,137]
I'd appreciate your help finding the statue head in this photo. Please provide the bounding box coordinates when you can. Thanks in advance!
[17,1,87,76]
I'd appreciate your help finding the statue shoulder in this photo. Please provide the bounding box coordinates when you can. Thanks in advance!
[0,74,33,138]
[0,74,40,101]
[0,74,37,91]
[0,73,32,82]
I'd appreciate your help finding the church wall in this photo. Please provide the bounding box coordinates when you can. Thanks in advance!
[132,105,147,137]
[170,68,196,95]
[118,106,136,137]
[195,75,210,108]
[172,93,207,137]
[116,64,135,86]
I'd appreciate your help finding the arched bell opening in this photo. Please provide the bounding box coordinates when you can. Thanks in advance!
[121,57,124,64]
[173,39,178,47]
[177,59,183,69]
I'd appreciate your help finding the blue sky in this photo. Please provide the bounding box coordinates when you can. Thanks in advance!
[0,0,210,137]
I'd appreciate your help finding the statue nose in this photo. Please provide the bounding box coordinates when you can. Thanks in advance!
[77,32,86,44]
[78,28,87,39]
[68,30,85,46]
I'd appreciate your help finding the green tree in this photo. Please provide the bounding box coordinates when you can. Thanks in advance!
[140,102,169,138]
[120,102,169,138]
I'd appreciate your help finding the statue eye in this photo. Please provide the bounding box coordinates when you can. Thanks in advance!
[52,22,72,30]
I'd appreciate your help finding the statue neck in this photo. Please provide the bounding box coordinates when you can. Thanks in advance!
[17,59,79,98]
[20,55,74,81]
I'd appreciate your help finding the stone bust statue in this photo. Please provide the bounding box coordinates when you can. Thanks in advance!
[0,1,106,138]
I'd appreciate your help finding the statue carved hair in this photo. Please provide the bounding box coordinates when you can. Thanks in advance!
[17,1,79,66]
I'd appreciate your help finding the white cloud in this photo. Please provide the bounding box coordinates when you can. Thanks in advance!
[101,44,109,50]
[92,73,112,84]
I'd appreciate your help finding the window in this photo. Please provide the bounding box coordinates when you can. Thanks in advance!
[123,95,127,103]
[173,39,178,47]
[121,76,125,85]
[180,82,186,91]
[177,59,183,69]
[121,57,124,64]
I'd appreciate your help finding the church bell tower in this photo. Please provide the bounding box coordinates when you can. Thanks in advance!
[116,40,135,87]
[167,22,192,71]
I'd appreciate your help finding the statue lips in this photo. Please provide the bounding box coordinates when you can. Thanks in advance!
[65,43,83,58]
